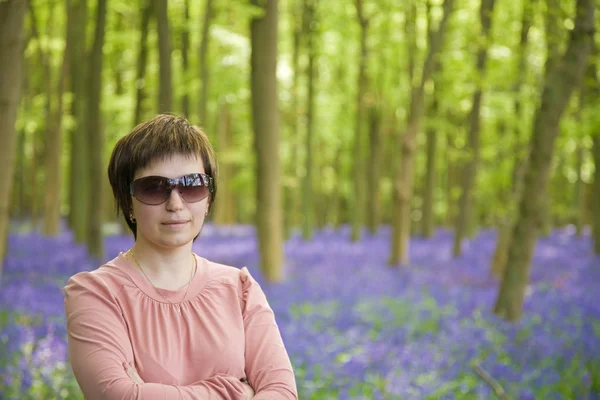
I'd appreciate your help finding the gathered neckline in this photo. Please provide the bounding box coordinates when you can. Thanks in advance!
[114,252,210,305]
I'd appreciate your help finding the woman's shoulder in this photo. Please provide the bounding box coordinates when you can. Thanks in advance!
[63,257,132,299]
[203,258,254,293]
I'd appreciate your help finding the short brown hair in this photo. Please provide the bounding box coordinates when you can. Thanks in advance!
[108,114,218,238]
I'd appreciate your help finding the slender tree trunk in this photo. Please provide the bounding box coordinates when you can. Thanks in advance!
[87,0,107,259]
[351,0,369,242]
[133,0,152,126]
[214,102,236,224]
[30,7,52,227]
[154,0,172,113]
[301,0,317,240]
[491,0,535,277]
[250,0,283,281]
[593,133,600,253]
[43,16,70,236]
[68,0,89,242]
[0,0,27,274]
[575,140,585,235]
[198,0,214,126]
[284,1,302,238]
[494,0,594,322]
[390,0,454,265]
[586,45,600,252]
[180,0,190,117]
[367,105,382,234]
[13,128,27,219]
[453,0,496,256]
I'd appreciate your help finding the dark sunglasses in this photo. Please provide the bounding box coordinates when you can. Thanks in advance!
[130,173,214,205]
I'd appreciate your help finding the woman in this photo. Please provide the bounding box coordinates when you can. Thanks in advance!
[64,114,298,399]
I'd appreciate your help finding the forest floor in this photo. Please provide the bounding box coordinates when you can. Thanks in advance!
[1,224,599,399]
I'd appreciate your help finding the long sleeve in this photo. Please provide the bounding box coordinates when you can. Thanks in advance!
[64,272,250,400]
[239,268,298,399]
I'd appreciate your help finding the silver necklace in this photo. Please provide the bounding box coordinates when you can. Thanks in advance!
[127,249,196,314]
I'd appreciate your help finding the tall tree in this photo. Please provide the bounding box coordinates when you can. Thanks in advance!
[68,0,89,243]
[453,0,497,256]
[301,0,317,240]
[43,7,70,236]
[133,0,152,126]
[198,0,214,126]
[422,0,443,238]
[154,0,173,112]
[389,0,455,265]
[0,0,28,274]
[180,0,190,117]
[250,0,283,281]
[586,45,600,252]
[494,0,595,322]
[351,0,370,241]
[213,101,236,224]
[491,0,535,277]
[87,0,107,259]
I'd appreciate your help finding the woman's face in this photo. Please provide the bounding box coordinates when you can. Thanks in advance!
[131,153,209,250]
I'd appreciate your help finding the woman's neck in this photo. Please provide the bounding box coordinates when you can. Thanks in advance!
[129,241,196,290]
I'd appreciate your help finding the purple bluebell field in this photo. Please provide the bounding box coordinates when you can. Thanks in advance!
[1,224,599,399]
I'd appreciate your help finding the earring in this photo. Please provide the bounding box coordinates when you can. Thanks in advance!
[129,212,136,223]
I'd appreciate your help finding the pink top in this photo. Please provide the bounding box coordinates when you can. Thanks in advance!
[63,253,297,399]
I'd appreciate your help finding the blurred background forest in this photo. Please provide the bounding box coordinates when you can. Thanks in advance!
[0,0,599,398]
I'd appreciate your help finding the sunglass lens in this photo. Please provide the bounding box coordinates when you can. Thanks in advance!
[180,180,209,202]
[134,177,169,205]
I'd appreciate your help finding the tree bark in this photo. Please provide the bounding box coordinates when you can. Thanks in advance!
[250,0,283,281]
[213,101,236,224]
[154,0,172,113]
[367,104,382,234]
[351,0,369,242]
[180,0,190,117]
[491,0,535,278]
[284,0,302,238]
[301,0,317,240]
[133,0,152,126]
[494,0,594,322]
[453,0,496,256]
[0,0,27,274]
[198,0,214,126]
[390,0,454,265]
[86,0,107,259]
[68,0,89,243]
[43,11,70,236]
[586,45,600,252]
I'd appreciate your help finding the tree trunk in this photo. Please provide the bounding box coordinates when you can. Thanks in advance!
[68,0,89,243]
[494,0,594,322]
[133,0,152,126]
[491,0,534,278]
[87,0,107,259]
[575,141,585,235]
[284,1,302,238]
[593,134,600,253]
[154,0,172,113]
[214,102,236,225]
[586,45,600,252]
[351,0,369,242]
[198,0,214,126]
[0,0,27,274]
[301,0,317,240]
[180,0,190,117]
[43,16,70,236]
[367,104,382,234]
[250,0,283,281]
[30,6,52,228]
[453,0,496,256]
[390,0,454,265]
